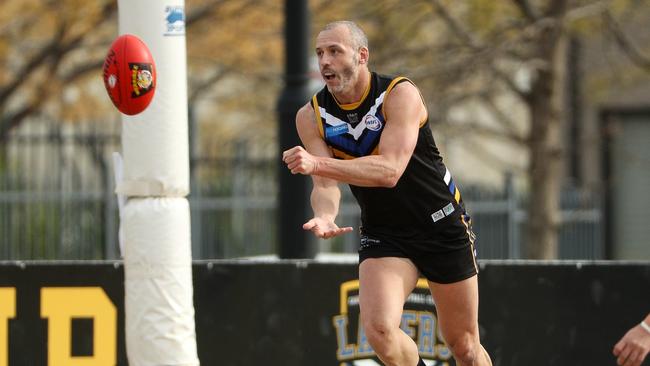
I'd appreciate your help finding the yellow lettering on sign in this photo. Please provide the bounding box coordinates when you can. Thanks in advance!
[0,288,16,366]
[41,287,116,365]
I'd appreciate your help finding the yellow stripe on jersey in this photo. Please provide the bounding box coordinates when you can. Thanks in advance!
[381,76,429,128]
[454,187,461,204]
[332,148,358,160]
[381,76,408,121]
[334,77,371,110]
[331,145,380,160]
[312,95,325,138]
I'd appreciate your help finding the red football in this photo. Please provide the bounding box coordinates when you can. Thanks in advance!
[102,34,156,115]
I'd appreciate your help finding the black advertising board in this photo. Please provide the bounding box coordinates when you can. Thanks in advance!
[478,261,650,366]
[0,260,648,365]
[0,262,127,366]
[192,261,451,366]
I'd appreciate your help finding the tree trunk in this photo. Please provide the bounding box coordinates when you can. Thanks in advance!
[525,26,567,259]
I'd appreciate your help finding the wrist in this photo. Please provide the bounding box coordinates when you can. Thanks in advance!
[641,321,650,335]
[317,214,336,222]
[312,156,321,175]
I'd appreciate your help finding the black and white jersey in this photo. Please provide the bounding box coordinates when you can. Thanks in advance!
[311,72,473,240]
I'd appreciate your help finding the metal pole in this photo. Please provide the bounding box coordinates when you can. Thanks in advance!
[277,0,315,258]
[505,171,519,259]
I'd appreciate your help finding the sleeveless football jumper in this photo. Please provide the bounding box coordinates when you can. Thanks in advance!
[311,72,478,283]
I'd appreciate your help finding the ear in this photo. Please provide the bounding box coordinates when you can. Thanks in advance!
[358,47,369,65]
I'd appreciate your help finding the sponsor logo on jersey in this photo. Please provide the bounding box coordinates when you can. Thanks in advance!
[431,202,455,223]
[326,124,349,137]
[363,114,382,131]
[359,235,381,250]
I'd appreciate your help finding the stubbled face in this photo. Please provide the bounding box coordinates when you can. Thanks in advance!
[315,26,362,95]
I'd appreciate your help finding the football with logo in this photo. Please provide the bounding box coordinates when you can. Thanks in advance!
[102,34,156,115]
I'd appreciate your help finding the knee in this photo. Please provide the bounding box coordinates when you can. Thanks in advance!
[447,335,479,365]
[362,318,398,355]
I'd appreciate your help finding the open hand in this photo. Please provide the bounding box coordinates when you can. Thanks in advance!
[303,217,353,239]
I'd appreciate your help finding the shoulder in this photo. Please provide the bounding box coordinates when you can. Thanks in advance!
[296,102,317,132]
[297,102,315,121]
[383,77,426,122]
[385,79,421,106]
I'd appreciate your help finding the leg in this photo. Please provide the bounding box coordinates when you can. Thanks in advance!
[359,257,420,366]
[428,275,492,366]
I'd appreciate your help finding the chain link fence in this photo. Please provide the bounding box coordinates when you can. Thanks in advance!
[0,120,603,260]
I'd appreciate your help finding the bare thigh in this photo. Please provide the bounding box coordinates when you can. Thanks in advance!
[428,275,480,344]
[359,257,420,325]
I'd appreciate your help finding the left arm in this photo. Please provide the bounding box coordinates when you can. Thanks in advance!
[283,82,427,187]
[613,313,650,366]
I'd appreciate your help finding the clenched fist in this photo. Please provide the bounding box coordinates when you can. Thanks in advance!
[282,146,319,175]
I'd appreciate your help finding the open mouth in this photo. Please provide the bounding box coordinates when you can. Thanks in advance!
[322,71,336,81]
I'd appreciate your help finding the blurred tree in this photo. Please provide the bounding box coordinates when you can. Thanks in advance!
[348,0,650,259]
[0,0,270,144]
[1,0,648,259]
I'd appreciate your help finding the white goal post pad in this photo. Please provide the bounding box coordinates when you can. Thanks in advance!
[116,0,190,197]
[122,197,199,366]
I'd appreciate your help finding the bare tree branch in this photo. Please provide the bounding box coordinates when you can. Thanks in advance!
[448,119,526,147]
[189,66,232,103]
[0,0,116,107]
[602,10,650,73]
[512,0,539,21]
[463,134,527,173]
[0,0,116,142]
[542,0,569,18]
[478,92,525,139]
[61,59,105,83]
[429,0,529,100]
[186,0,227,25]
[430,0,480,49]
[0,23,66,106]
[186,0,258,26]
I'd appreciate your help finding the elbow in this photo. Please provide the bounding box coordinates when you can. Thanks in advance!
[378,169,400,188]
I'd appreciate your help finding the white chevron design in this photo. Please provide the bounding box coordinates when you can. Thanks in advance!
[319,90,387,141]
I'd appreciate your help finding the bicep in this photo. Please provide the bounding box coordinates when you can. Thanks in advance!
[377,82,425,170]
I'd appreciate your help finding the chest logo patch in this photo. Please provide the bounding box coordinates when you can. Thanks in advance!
[363,114,382,131]
[326,124,349,137]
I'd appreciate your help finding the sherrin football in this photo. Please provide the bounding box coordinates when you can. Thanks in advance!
[102,34,156,115]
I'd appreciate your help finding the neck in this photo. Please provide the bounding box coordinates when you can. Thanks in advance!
[332,69,371,104]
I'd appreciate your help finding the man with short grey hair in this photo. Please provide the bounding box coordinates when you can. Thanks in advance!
[283,20,492,366]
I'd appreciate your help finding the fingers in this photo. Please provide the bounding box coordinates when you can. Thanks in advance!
[614,339,625,356]
[282,146,311,175]
[302,219,317,230]
[617,344,632,366]
[281,146,304,164]
[627,350,642,366]
[305,225,354,239]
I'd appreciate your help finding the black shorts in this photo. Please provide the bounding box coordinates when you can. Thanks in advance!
[358,220,478,284]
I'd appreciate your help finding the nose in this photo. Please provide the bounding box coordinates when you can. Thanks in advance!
[319,53,331,68]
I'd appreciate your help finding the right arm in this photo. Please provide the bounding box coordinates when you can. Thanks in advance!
[293,103,353,239]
